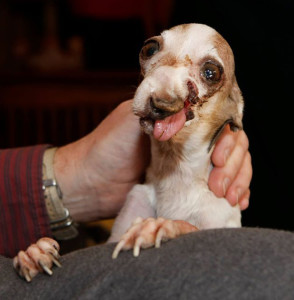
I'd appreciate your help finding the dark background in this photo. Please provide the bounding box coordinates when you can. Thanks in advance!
[0,0,293,231]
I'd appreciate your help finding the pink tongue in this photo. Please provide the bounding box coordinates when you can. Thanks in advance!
[153,108,186,141]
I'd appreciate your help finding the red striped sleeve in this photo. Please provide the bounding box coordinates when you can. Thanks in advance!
[0,145,52,258]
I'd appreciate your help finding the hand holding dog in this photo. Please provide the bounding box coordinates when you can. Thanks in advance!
[209,124,252,210]
[13,99,252,281]
[54,100,251,223]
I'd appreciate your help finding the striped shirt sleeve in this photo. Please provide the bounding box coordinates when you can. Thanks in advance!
[0,145,52,258]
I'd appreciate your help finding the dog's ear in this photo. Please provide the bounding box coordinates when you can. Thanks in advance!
[228,77,244,132]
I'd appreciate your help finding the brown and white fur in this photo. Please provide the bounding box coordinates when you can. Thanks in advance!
[109,23,244,258]
[14,23,244,280]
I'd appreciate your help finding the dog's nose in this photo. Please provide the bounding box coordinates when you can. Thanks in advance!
[150,97,184,120]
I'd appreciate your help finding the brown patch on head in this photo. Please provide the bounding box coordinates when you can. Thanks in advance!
[184,55,193,66]
[212,33,235,83]
[158,54,178,67]
[151,53,193,71]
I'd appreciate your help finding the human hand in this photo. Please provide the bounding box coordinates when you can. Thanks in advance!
[208,125,252,210]
[54,100,150,222]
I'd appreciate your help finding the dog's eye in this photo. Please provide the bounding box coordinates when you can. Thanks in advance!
[201,62,223,83]
[141,40,160,59]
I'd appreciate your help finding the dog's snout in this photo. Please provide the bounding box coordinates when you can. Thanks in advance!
[149,97,184,120]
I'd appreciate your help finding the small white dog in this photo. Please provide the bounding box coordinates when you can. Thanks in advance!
[109,23,244,258]
[13,23,244,280]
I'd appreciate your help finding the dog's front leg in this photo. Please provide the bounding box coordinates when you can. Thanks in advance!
[112,217,198,259]
[13,237,61,282]
[108,184,156,243]
[109,184,198,259]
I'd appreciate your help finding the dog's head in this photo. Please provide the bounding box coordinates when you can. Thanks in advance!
[133,23,243,146]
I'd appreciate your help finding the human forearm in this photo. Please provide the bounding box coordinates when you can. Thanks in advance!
[0,145,52,257]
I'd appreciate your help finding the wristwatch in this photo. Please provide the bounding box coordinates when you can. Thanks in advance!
[42,147,79,240]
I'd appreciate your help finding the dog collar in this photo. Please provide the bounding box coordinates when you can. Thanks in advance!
[208,118,239,152]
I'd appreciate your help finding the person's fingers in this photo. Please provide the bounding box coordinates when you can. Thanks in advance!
[224,151,252,208]
[238,189,250,211]
[209,129,251,202]
[211,125,239,168]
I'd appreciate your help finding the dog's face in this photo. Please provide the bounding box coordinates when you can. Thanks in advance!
[133,23,243,144]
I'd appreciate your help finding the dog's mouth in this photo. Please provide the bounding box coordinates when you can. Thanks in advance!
[139,81,198,141]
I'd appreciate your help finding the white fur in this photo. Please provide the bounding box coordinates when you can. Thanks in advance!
[148,139,241,229]
[109,23,243,243]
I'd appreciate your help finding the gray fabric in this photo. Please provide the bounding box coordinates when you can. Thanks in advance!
[0,227,294,299]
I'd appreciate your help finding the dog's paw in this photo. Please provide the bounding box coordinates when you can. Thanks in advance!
[112,217,198,259]
[13,237,61,282]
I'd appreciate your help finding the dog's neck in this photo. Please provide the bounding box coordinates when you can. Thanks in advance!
[148,127,213,183]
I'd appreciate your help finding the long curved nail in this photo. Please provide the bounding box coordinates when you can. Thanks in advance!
[23,267,32,282]
[39,260,53,276]
[49,254,62,268]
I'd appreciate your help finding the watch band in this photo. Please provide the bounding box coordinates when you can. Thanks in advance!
[42,147,78,240]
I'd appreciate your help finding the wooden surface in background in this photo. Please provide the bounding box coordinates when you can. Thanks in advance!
[0,70,140,148]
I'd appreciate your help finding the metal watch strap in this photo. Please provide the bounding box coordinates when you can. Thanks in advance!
[42,147,78,240]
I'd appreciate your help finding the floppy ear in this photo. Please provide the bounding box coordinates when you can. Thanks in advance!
[228,77,244,132]
[207,77,244,152]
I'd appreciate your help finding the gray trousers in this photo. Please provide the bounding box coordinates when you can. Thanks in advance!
[1,227,294,299]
